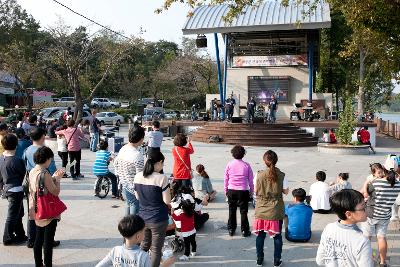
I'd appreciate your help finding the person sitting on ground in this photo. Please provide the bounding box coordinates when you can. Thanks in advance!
[284,188,313,243]
[329,128,337,143]
[329,173,352,193]
[192,164,217,202]
[15,127,32,159]
[321,129,330,143]
[357,126,375,154]
[93,140,118,198]
[1,133,28,246]
[309,171,331,213]
[361,163,385,199]
[316,189,373,267]
[96,215,175,267]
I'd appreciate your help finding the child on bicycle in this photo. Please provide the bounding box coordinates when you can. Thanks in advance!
[93,140,118,198]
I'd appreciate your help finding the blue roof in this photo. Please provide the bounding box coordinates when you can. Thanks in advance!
[182,1,331,35]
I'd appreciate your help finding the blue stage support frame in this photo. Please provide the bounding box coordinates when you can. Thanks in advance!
[223,34,228,102]
[308,41,314,104]
[214,33,225,120]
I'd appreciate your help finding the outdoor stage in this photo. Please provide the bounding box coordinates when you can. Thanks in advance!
[146,120,377,148]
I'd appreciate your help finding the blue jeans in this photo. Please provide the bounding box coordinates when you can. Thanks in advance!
[256,220,283,263]
[122,187,139,216]
[270,110,277,123]
[90,133,99,152]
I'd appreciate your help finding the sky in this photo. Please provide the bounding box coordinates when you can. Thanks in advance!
[15,0,400,93]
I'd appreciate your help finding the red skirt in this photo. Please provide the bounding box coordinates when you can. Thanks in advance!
[252,219,281,237]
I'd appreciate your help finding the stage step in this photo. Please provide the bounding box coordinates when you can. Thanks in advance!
[191,122,318,147]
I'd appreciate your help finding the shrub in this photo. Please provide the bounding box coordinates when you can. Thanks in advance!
[337,97,357,145]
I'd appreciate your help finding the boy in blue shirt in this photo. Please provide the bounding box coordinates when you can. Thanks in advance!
[93,140,118,198]
[284,188,313,242]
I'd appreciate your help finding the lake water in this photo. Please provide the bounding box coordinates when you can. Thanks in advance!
[376,113,400,123]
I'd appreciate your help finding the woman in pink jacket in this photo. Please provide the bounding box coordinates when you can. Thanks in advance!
[55,119,85,180]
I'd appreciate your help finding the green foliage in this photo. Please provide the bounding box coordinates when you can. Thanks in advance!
[337,98,357,145]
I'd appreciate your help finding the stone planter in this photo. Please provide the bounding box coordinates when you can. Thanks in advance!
[317,143,371,155]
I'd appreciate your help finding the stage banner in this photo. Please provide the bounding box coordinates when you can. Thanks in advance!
[233,55,307,67]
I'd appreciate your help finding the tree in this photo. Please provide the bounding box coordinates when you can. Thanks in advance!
[45,23,127,121]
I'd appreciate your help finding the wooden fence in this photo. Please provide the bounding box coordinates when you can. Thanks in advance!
[375,118,400,140]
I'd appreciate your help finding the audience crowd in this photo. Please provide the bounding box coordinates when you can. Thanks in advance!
[0,112,400,267]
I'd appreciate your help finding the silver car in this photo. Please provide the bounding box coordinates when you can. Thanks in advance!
[96,112,124,126]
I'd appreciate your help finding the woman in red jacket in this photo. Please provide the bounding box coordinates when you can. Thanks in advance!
[172,133,194,188]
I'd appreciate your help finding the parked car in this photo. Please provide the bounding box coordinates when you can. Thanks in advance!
[57,97,75,106]
[96,112,124,126]
[133,108,164,123]
[91,98,120,108]
[44,109,91,123]
[120,101,130,108]
[164,110,180,120]
[40,107,65,119]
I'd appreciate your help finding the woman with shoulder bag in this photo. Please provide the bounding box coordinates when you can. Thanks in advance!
[55,119,85,180]
[28,146,66,267]
[172,133,194,188]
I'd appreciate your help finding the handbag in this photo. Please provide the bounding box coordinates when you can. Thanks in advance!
[175,147,193,178]
[35,170,67,220]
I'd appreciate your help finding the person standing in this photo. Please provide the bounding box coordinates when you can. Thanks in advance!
[224,145,254,237]
[253,150,288,267]
[1,134,27,246]
[269,95,278,123]
[114,126,145,216]
[55,119,85,180]
[15,128,32,159]
[89,110,101,152]
[146,120,163,158]
[225,94,236,121]
[361,170,400,267]
[23,127,58,248]
[211,98,218,121]
[28,147,65,267]
[134,151,171,267]
[246,96,256,123]
[172,133,194,188]
[0,123,8,155]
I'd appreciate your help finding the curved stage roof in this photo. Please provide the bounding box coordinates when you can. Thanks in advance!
[182,1,331,35]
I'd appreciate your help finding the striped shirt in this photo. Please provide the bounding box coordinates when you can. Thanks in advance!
[114,144,144,194]
[93,150,111,176]
[366,179,400,220]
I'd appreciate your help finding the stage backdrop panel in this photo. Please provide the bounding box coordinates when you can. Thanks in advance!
[248,76,290,104]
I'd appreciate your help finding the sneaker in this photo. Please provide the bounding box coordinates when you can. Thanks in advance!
[53,240,61,247]
[274,259,283,267]
[257,257,264,266]
[190,252,197,257]
[179,255,189,261]
[228,230,235,236]
[242,231,252,237]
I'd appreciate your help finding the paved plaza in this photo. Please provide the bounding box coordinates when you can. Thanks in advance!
[1,126,400,266]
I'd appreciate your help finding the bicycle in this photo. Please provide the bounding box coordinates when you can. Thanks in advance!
[94,175,123,200]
